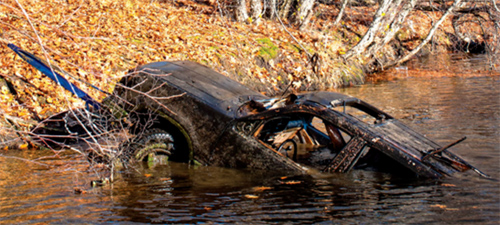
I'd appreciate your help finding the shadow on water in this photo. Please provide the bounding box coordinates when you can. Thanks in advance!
[0,54,499,224]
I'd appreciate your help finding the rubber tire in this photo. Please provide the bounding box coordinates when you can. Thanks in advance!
[122,128,175,165]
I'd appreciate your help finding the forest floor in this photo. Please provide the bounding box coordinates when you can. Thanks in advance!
[0,0,497,147]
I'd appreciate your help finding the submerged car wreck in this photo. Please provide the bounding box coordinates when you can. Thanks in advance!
[95,61,486,179]
[9,44,485,179]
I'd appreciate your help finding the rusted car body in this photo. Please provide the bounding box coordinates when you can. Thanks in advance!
[9,42,485,179]
[96,60,486,179]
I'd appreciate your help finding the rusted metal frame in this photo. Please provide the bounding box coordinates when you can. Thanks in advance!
[422,137,467,161]
[249,115,304,149]
[439,148,492,179]
[349,122,447,177]
[256,138,290,158]
[322,110,445,178]
[323,137,367,173]
[240,105,329,161]
[382,120,468,176]
[389,119,442,152]
[270,127,302,147]
[329,98,393,121]
[236,129,308,172]
[371,121,458,176]
[378,137,444,178]
[255,106,371,173]
[241,104,328,138]
[298,128,315,146]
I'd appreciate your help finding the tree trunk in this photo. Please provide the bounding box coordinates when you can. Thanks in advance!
[268,0,277,19]
[297,0,315,29]
[367,0,416,63]
[251,0,263,23]
[363,0,403,57]
[452,14,471,44]
[279,0,294,19]
[235,0,249,22]
[343,0,392,59]
[385,0,463,68]
[334,0,350,26]
[379,0,416,47]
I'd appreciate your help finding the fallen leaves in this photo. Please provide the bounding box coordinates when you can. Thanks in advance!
[19,143,28,150]
[0,0,354,129]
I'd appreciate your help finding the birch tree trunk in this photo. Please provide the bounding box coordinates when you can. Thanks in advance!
[235,0,249,22]
[334,0,349,26]
[279,0,294,19]
[250,0,263,23]
[234,0,316,28]
[297,0,316,29]
[343,0,392,59]
[366,0,416,61]
[385,0,463,68]
[379,0,416,48]
[268,0,277,19]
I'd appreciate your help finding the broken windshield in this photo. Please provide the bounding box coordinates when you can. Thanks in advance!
[250,113,354,171]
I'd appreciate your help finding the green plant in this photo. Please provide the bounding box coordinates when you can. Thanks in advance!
[257,38,279,60]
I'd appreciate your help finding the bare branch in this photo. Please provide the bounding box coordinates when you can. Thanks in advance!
[114,82,185,115]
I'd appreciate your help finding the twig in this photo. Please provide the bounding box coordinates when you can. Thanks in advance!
[115,83,185,115]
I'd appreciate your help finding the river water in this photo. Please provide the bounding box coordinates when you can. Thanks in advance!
[1,54,499,224]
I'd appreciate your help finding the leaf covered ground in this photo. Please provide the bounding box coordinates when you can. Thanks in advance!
[0,0,362,124]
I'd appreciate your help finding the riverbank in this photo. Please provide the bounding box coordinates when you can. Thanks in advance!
[0,0,497,146]
[366,53,500,83]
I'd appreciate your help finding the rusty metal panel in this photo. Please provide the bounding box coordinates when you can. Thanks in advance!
[324,137,366,173]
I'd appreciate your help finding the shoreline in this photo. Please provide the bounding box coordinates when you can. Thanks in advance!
[2,65,499,149]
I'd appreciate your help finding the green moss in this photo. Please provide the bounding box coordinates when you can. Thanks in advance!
[257,38,279,60]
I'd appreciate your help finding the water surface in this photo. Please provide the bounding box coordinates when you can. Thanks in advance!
[1,56,499,224]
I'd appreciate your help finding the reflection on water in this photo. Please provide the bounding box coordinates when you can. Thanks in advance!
[406,53,499,74]
[1,67,499,224]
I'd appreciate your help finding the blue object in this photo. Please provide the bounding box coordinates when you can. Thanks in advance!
[8,43,100,109]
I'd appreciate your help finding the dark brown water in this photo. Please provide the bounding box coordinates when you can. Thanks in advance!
[1,55,499,224]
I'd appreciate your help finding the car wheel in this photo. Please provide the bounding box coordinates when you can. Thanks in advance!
[123,128,175,166]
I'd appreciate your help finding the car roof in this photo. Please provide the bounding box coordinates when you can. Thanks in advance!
[296,91,357,107]
[136,61,266,117]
